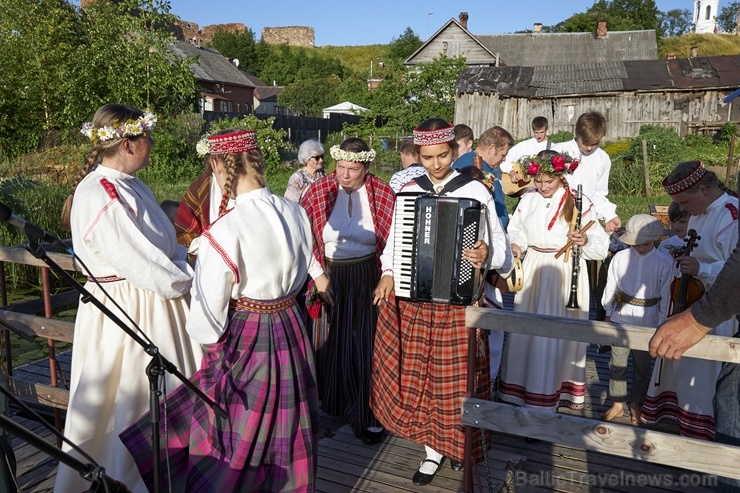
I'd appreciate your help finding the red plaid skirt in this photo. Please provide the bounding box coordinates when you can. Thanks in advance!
[370,293,489,462]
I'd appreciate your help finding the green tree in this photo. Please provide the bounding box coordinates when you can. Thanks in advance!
[0,0,81,156]
[278,75,342,117]
[660,9,693,37]
[367,56,465,134]
[258,45,344,86]
[61,0,198,126]
[717,2,740,33]
[556,0,663,37]
[208,28,261,75]
[385,27,423,61]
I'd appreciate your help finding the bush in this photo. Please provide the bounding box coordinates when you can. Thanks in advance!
[141,113,203,184]
[549,130,573,144]
[624,125,684,167]
[204,115,290,174]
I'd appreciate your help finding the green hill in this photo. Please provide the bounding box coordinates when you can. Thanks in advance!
[316,45,388,75]
[660,33,740,58]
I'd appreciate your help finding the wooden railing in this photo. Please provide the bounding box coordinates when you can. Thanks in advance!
[0,245,78,412]
[462,307,740,491]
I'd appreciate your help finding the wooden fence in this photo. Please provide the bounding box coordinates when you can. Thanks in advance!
[462,307,740,491]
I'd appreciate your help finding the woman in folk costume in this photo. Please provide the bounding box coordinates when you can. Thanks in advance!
[174,132,235,256]
[300,138,395,444]
[121,129,329,492]
[55,103,203,493]
[498,150,609,411]
[371,118,512,486]
[641,160,739,440]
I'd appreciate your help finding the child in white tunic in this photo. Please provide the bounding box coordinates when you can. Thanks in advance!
[601,214,673,424]
[499,150,609,411]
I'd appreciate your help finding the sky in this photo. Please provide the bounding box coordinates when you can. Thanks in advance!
[70,1,728,46]
[154,0,723,46]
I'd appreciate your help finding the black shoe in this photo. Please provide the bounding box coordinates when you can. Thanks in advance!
[412,457,444,486]
[361,428,386,444]
[450,459,463,471]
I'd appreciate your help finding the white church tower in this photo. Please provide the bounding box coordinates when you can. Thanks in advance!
[694,0,719,33]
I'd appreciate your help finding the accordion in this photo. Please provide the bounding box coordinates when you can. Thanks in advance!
[392,193,486,305]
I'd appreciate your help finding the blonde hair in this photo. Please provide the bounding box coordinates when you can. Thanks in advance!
[60,103,145,231]
[210,128,265,216]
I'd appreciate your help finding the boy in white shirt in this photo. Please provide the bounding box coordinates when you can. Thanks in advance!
[601,214,673,423]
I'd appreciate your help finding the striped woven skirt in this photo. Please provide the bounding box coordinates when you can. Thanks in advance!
[120,296,319,492]
[313,254,380,437]
[370,293,490,462]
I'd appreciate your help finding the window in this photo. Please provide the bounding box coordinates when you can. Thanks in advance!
[706,5,711,20]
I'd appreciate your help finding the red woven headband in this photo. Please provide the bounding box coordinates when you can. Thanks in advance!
[208,130,258,155]
[662,161,706,195]
[413,125,454,146]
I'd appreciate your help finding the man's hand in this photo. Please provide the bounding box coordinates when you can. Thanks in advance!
[649,309,711,360]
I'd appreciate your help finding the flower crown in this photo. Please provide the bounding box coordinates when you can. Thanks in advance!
[519,152,579,179]
[329,145,376,163]
[80,112,157,143]
[196,130,258,157]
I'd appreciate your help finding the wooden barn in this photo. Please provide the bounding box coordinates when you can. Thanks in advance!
[454,54,740,141]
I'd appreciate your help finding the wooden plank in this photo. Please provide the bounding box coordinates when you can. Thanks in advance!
[0,310,74,343]
[462,397,740,480]
[0,246,80,271]
[3,290,79,315]
[466,307,740,363]
[7,378,69,409]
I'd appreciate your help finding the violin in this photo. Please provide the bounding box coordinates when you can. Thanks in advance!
[667,229,705,317]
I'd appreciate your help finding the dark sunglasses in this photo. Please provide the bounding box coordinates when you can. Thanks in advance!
[312,155,324,161]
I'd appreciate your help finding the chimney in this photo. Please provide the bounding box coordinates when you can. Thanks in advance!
[459,12,469,30]
[533,23,542,34]
[596,20,607,38]
[690,46,698,57]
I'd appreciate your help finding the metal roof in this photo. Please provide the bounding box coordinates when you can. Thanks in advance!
[168,41,256,87]
[475,30,658,67]
[455,55,740,98]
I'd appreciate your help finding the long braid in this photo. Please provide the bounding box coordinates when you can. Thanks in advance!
[560,177,575,224]
[218,154,237,217]
[60,149,100,231]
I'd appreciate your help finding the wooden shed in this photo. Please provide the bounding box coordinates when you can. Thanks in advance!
[454,54,740,140]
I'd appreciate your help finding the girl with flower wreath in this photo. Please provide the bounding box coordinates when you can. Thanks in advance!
[300,137,396,445]
[55,103,203,493]
[121,128,329,492]
[498,149,609,412]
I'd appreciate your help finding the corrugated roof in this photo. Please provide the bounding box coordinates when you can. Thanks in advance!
[475,30,657,67]
[455,55,740,98]
[254,86,282,101]
[169,41,255,87]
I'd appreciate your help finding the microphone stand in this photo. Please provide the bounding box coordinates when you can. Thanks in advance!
[22,239,227,493]
[0,404,130,492]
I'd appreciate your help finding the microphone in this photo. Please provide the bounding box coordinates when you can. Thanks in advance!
[0,201,69,251]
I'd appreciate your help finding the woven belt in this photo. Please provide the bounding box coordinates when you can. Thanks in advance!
[325,253,375,266]
[529,246,559,254]
[614,288,659,308]
[87,275,125,283]
[229,295,296,313]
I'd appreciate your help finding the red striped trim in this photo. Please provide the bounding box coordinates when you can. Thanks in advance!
[529,246,559,254]
[100,178,120,200]
[202,229,239,284]
[642,391,715,441]
[726,202,738,220]
[229,295,296,313]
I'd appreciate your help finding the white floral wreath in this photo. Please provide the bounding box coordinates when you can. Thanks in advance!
[80,112,157,143]
[329,145,376,163]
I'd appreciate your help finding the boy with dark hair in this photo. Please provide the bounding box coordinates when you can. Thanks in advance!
[388,139,425,193]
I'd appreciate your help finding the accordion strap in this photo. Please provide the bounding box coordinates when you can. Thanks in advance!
[414,174,474,195]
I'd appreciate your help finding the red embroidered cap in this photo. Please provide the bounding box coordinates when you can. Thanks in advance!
[413,124,455,146]
[662,160,706,195]
[208,130,258,155]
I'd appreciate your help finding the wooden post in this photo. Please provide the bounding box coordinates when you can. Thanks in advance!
[642,139,650,196]
[726,135,736,186]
